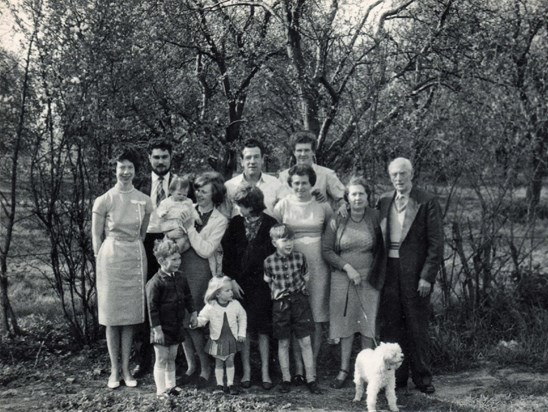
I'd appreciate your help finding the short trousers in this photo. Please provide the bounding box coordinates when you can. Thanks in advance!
[272,292,314,340]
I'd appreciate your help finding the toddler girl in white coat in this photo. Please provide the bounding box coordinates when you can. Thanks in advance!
[193,276,246,394]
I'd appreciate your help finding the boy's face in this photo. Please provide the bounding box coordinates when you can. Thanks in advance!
[160,252,181,273]
[272,237,294,256]
[171,187,188,202]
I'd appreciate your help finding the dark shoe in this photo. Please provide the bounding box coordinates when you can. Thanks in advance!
[228,385,240,395]
[197,376,209,389]
[215,385,225,393]
[240,380,251,389]
[279,381,291,393]
[262,381,273,390]
[291,374,305,386]
[167,386,183,396]
[132,365,150,379]
[330,369,349,389]
[181,371,197,384]
[418,384,435,394]
[306,380,323,394]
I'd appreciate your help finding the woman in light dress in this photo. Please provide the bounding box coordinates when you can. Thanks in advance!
[92,150,153,389]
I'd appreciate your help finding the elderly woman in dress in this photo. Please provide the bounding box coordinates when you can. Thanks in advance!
[322,176,384,389]
[175,171,228,388]
[92,150,153,389]
[273,164,332,376]
[221,184,277,390]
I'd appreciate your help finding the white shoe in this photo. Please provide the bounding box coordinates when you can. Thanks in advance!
[107,378,120,389]
[123,375,138,387]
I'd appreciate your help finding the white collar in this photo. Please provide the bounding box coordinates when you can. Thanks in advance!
[152,171,170,182]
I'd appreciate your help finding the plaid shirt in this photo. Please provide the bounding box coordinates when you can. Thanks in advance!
[264,251,308,300]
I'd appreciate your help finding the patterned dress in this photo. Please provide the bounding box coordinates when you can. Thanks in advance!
[93,186,152,326]
[324,215,380,339]
[273,195,333,322]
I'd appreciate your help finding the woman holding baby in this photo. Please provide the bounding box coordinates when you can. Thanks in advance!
[167,171,228,388]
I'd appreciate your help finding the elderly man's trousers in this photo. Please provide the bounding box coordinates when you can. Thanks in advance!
[380,258,433,388]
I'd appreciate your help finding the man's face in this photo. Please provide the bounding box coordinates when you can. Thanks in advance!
[294,143,314,166]
[241,147,263,177]
[389,161,413,194]
[149,148,171,176]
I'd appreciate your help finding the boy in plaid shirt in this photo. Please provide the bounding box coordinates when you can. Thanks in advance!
[264,224,322,394]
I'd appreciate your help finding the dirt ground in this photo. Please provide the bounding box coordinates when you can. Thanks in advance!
[1,345,548,412]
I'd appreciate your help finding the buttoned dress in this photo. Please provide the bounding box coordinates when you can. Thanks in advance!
[93,187,153,326]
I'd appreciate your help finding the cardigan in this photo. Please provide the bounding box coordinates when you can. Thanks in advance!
[322,207,385,290]
[196,300,247,340]
[186,207,228,276]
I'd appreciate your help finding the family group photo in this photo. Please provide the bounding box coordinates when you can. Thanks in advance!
[1,0,547,411]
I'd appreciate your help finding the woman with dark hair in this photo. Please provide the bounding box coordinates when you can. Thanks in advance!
[273,165,332,372]
[322,176,383,389]
[92,149,153,389]
[176,171,228,388]
[221,184,277,390]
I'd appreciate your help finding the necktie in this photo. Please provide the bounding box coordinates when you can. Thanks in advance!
[395,194,407,213]
[156,176,166,207]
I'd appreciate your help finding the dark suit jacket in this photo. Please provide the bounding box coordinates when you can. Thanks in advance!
[377,186,444,288]
[136,173,177,198]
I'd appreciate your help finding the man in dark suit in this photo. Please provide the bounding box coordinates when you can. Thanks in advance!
[377,157,444,394]
[133,139,175,378]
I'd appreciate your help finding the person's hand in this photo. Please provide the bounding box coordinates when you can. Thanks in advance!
[232,280,244,299]
[344,264,361,286]
[167,228,185,239]
[189,312,198,328]
[312,188,327,203]
[418,279,431,297]
[153,327,165,345]
[237,335,246,343]
[336,201,349,218]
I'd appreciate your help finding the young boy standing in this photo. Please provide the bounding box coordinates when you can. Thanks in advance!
[263,224,322,394]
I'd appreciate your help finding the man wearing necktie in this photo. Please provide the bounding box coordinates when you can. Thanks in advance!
[376,157,444,394]
[133,140,175,378]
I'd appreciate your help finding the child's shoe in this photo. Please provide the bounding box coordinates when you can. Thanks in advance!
[214,385,225,394]
[227,385,240,395]
[291,374,305,386]
[279,381,291,393]
[306,380,323,394]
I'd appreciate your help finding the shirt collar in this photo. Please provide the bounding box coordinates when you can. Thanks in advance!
[242,172,264,184]
[152,171,170,182]
[159,269,175,278]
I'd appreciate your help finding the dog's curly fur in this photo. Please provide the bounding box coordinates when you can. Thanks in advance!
[353,342,404,412]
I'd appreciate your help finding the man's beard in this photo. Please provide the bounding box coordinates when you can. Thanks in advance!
[152,165,170,176]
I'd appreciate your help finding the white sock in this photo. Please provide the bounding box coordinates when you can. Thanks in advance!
[154,365,166,395]
[165,366,176,390]
[226,365,235,386]
[215,366,224,386]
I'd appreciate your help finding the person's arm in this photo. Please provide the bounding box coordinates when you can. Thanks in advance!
[194,305,211,328]
[146,279,164,344]
[91,197,106,256]
[91,213,105,256]
[236,301,247,342]
[140,213,151,241]
[419,197,444,284]
[321,218,347,270]
[185,211,228,258]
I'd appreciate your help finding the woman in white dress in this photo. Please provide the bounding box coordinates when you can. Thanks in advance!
[92,150,153,389]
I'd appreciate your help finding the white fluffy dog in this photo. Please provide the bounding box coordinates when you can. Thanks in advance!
[353,342,404,412]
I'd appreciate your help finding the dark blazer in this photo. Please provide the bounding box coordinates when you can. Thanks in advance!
[377,186,444,287]
[221,213,277,292]
[136,173,177,198]
[145,270,195,345]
